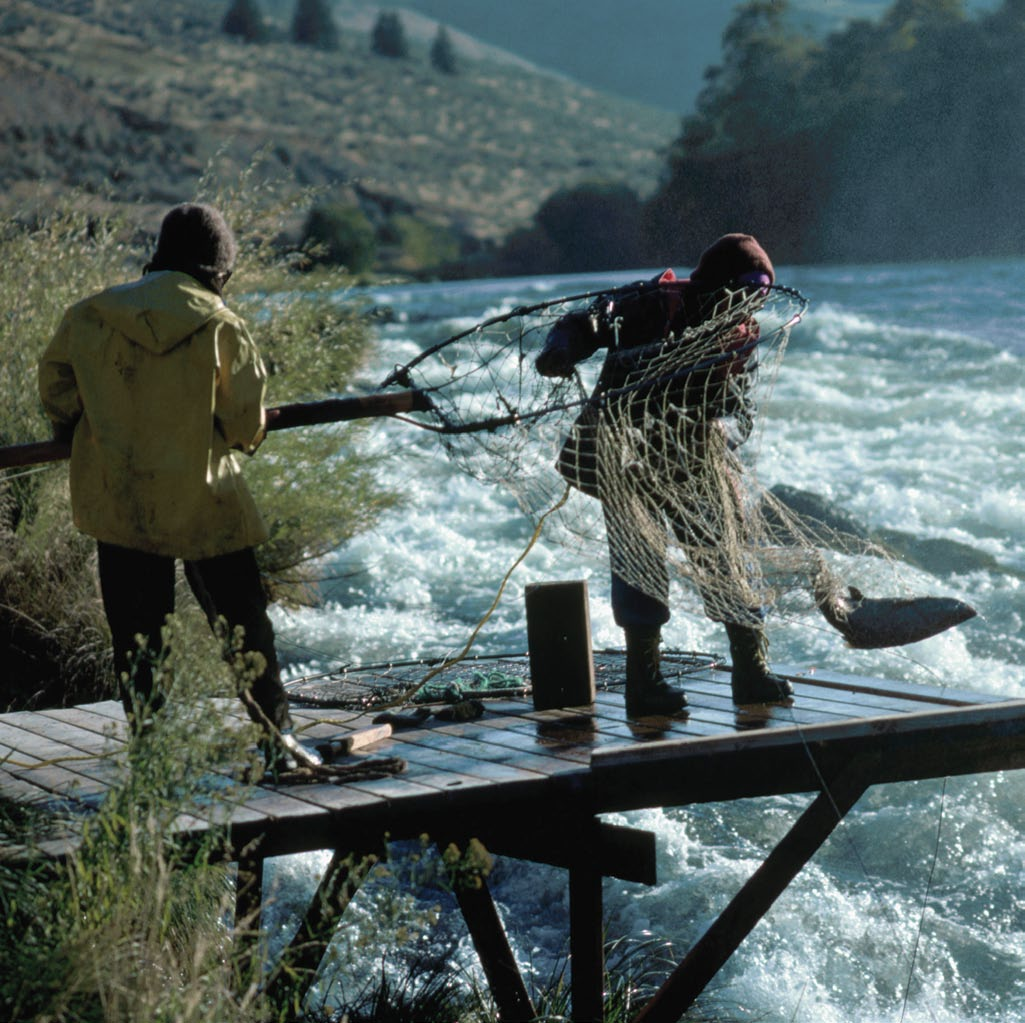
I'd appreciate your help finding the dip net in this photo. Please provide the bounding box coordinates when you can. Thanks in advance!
[380,281,888,629]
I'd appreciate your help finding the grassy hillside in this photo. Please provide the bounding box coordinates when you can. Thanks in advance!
[0,0,676,272]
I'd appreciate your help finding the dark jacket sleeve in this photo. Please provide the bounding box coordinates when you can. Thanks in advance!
[535,278,664,378]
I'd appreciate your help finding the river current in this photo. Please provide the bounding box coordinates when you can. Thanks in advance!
[268,260,1025,1022]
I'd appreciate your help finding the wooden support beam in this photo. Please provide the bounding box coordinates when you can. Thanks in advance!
[570,864,605,1023]
[453,874,536,1023]
[486,818,657,886]
[234,851,264,933]
[633,763,870,1023]
[233,849,266,994]
[263,843,382,1011]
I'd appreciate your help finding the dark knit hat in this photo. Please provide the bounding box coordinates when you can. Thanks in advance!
[690,233,774,288]
[147,203,238,287]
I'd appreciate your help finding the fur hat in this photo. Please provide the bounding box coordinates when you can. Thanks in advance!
[147,203,238,289]
[690,233,774,288]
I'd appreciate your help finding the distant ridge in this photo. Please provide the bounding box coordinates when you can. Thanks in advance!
[0,0,676,265]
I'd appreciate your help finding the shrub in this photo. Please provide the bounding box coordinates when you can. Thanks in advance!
[302,201,378,274]
[533,180,647,272]
[0,203,136,710]
[385,212,460,274]
[491,180,647,276]
[0,161,398,710]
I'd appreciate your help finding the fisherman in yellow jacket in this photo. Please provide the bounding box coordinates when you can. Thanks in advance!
[38,203,320,771]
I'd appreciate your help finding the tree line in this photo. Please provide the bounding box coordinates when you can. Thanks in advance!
[222,0,458,72]
[646,0,1025,266]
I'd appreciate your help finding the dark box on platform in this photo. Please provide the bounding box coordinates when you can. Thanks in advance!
[525,580,596,710]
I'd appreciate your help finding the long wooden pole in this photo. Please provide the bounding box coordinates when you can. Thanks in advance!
[0,388,432,470]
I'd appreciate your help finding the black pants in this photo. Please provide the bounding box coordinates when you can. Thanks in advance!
[97,541,292,732]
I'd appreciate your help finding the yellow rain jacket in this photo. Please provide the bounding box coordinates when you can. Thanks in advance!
[38,271,270,560]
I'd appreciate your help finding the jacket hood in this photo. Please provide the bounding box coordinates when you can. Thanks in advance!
[88,270,226,354]
[689,233,774,288]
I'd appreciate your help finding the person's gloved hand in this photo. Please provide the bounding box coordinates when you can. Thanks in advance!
[535,311,597,378]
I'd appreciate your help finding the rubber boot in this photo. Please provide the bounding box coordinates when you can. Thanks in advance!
[261,728,324,778]
[624,626,688,717]
[725,623,794,705]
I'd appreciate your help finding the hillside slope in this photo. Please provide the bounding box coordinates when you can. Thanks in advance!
[0,0,676,262]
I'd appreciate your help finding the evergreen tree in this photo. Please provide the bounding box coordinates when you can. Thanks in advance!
[371,11,409,58]
[292,0,339,51]
[222,0,268,43]
[430,25,458,74]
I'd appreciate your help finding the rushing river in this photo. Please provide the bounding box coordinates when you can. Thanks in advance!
[267,260,1025,1022]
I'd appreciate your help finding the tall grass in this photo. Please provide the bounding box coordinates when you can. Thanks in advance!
[1,622,267,1022]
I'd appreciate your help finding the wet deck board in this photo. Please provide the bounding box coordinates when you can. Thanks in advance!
[1,657,1020,863]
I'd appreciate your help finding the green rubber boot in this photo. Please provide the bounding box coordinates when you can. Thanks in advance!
[624,626,688,717]
[725,623,794,705]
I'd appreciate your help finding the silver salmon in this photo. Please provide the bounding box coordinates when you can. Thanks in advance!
[816,584,977,649]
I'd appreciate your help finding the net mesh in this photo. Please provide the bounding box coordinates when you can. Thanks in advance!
[285,651,720,710]
[381,280,893,630]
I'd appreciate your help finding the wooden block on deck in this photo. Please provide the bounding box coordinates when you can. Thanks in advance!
[526,580,596,711]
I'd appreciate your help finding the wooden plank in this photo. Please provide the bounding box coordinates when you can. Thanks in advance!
[651,666,961,721]
[772,663,1002,706]
[1,703,273,837]
[2,710,123,761]
[0,721,119,802]
[391,725,591,779]
[0,765,65,808]
[220,781,394,860]
[668,682,904,731]
[592,699,1025,812]
[0,765,85,864]
[383,747,560,814]
[35,704,130,742]
[683,672,979,719]
[483,703,721,754]
[658,655,994,707]
[0,671,1015,874]
[403,711,603,760]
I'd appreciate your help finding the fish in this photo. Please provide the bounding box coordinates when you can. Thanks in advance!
[815,583,977,649]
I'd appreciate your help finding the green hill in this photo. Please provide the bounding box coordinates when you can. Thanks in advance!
[0,0,676,273]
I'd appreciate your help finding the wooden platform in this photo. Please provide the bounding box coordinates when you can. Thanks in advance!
[3,653,1025,1022]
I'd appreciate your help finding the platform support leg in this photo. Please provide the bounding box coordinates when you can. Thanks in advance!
[234,850,264,932]
[263,844,382,1013]
[232,850,266,993]
[635,768,869,1023]
[570,863,605,1022]
[455,875,536,1022]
